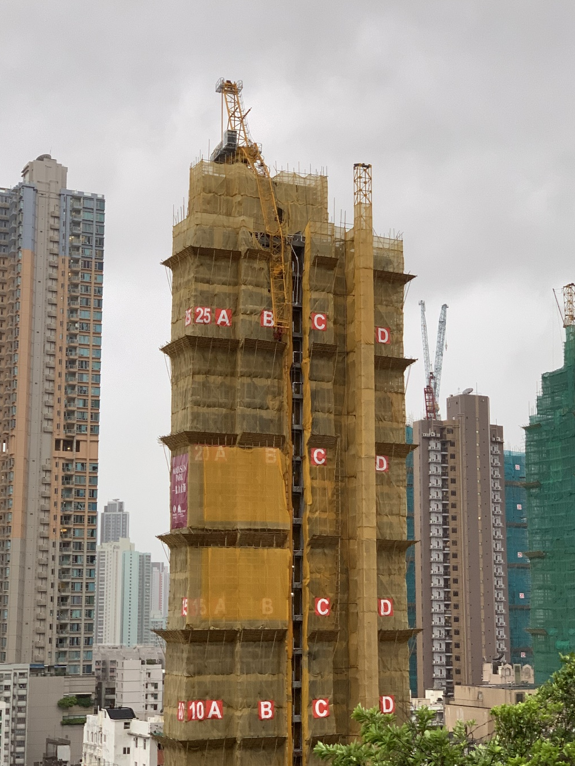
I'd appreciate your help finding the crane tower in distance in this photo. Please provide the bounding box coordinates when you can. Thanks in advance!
[419,301,448,419]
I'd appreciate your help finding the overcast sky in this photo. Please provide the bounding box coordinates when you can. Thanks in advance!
[2,0,574,560]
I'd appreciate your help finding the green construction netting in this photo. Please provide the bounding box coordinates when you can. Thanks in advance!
[526,326,575,684]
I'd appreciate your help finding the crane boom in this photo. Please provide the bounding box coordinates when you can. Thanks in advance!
[420,300,448,420]
[419,301,431,382]
[433,304,448,400]
[212,79,290,334]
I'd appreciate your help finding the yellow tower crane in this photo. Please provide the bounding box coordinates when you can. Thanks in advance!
[211,78,290,336]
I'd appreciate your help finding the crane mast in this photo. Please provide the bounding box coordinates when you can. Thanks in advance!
[419,301,431,383]
[433,303,448,400]
[211,79,290,336]
[420,301,448,419]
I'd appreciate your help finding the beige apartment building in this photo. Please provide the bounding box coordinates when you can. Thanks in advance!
[414,393,510,697]
[0,155,104,672]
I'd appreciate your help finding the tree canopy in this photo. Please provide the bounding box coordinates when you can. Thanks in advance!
[314,654,575,766]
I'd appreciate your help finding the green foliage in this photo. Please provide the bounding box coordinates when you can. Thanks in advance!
[75,696,94,708]
[57,695,93,709]
[57,696,77,709]
[314,655,575,766]
[61,715,87,726]
[315,706,481,766]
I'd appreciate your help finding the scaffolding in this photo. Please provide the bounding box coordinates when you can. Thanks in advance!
[525,324,575,684]
[160,86,414,765]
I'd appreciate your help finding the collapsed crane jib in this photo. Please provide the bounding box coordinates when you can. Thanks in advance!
[216,79,290,333]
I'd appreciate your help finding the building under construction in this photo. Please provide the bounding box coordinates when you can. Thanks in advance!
[525,285,575,684]
[158,80,414,765]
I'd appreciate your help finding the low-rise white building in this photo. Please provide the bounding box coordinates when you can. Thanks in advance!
[0,664,29,766]
[94,645,163,718]
[0,664,95,765]
[82,708,162,766]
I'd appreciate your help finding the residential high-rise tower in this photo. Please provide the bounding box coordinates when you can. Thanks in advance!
[414,393,510,697]
[96,539,153,647]
[100,498,129,543]
[0,155,104,671]
[151,561,169,619]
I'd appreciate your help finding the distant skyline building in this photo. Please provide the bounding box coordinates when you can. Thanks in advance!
[96,538,134,645]
[0,155,104,672]
[121,550,152,647]
[96,534,153,647]
[504,452,532,665]
[151,562,169,620]
[100,498,129,543]
[414,393,510,697]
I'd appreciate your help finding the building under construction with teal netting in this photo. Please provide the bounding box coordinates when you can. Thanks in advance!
[504,452,531,665]
[526,323,575,684]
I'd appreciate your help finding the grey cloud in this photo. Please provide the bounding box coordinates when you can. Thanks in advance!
[2,0,573,556]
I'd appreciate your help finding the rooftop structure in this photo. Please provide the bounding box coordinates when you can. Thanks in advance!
[444,662,536,740]
[82,708,163,766]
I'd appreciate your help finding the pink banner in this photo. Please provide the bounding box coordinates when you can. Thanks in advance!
[171,453,188,529]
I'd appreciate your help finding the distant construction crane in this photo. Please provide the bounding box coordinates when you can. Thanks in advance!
[419,301,448,419]
[211,79,290,337]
